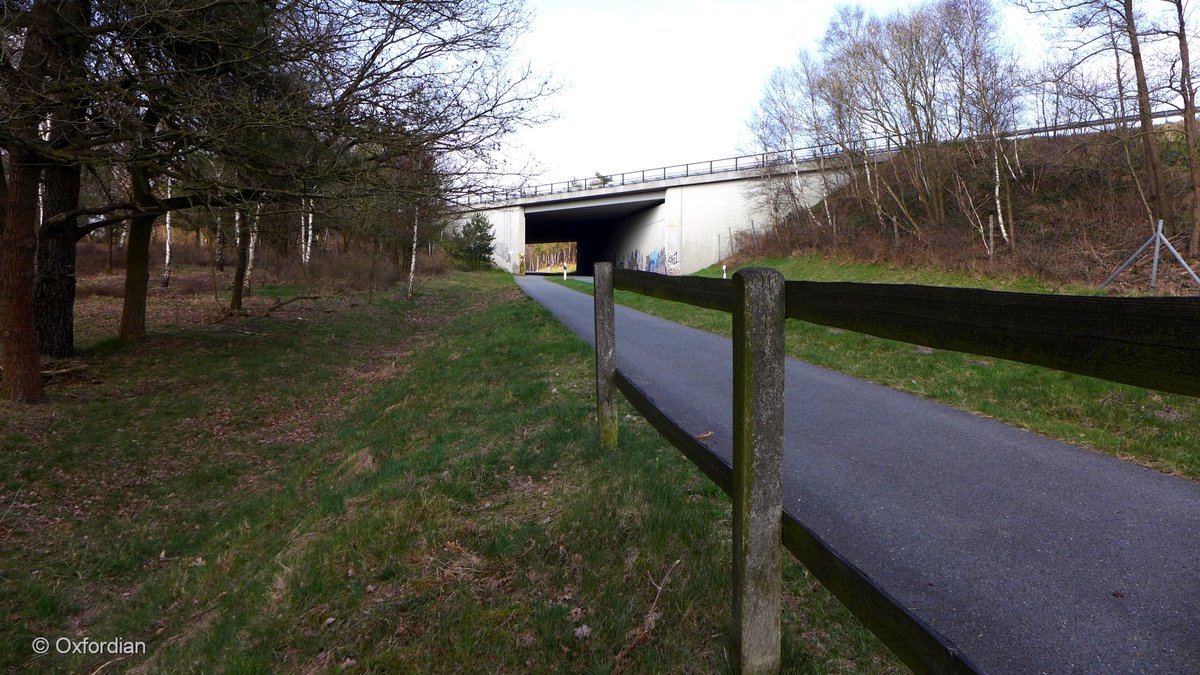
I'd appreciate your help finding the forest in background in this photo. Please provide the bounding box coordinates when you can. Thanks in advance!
[0,0,552,403]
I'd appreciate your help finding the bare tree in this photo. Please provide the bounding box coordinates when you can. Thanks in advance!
[745,52,840,238]
[1018,0,1172,230]
[0,0,92,402]
[749,0,1022,250]
[945,0,1023,248]
[1159,0,1200,254]
[0,0,552,403]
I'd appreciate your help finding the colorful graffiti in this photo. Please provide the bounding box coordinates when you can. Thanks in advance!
[645,248,664,274]
[616,247,679,274]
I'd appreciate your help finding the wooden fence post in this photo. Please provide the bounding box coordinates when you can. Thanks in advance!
[732,267,785,674]
[594,262,618,449]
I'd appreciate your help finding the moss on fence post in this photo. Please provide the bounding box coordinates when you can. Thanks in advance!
[732,267,785,674]
[594,262,618,449]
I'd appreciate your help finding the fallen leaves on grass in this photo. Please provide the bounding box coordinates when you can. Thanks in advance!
[1153,408,1185,422]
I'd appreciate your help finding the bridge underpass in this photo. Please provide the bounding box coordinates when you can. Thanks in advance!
[523,192,665,276]
[459,159,832,275]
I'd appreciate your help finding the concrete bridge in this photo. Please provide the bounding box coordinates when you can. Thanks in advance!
[461,154,835,276]
[461,107,1200,276]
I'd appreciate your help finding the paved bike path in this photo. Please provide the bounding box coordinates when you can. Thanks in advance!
[515,275,1200,674]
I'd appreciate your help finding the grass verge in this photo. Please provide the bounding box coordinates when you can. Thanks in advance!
[694,253,1097,293]
[1,270,899,673]
[555,255,1199,480]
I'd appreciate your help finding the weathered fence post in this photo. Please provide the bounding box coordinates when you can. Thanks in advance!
[594,263,618,449]
[732,267,785,674]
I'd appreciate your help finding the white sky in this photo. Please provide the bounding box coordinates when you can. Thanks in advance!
[503,0,1044,186]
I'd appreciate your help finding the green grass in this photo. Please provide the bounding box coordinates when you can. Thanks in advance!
[0,271,900,673]
[692,253,1096,293]
[556,255,1200,479]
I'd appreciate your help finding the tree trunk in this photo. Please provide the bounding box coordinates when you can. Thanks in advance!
[230,207,251,311]
[33,225,78,357]
[0,0,80,401]
[407,209,418,301]
[305,210,314,263]
[161,179,172,288]
[119,163,159,339]
[28,0,93,359]
[1,150,47,402]
[1171,0,1200,256]
[1123,0,1172,231]
[215,215,225,272]
[34,157,83,357]
[119,212,155,338]
[243,206,259,294]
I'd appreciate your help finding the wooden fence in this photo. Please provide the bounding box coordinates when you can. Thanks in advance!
[592,263,1200,674]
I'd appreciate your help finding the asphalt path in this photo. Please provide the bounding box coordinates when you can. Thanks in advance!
[514,274,1200,674]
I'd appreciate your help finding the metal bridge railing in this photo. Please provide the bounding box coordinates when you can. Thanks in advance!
[465,108,1187,206]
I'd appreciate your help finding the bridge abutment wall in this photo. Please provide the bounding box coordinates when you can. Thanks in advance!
[458,164,833,276]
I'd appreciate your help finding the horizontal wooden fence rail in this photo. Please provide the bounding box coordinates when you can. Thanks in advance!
[612,269,1200,397]
[784,282,1200,398]
[613,269,735,312]
[609,266,980,673]
[612,370,978,673]
[603,267,1198,672]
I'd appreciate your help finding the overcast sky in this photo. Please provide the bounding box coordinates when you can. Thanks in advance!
[502,0,1043,187]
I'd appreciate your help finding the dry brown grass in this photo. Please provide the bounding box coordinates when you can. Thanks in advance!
[738,130,1200,294]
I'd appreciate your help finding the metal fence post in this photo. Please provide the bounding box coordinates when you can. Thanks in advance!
[594,263,618,449]
[1151,220,1164,289]
[731,267,785,674]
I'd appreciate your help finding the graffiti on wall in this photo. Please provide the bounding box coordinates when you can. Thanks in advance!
[645,248,664,274]
[615,247,680,274]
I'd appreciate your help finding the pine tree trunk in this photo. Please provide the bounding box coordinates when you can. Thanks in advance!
[34,157,82,357]
[1,150,47,402]
[33,226,77,357]
[28,1,92,360]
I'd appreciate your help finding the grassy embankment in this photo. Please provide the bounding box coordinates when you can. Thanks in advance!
[557,253,1199,480]
[1,270,899,673]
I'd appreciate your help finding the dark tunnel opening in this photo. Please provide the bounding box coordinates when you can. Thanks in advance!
[523,192,665,276]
